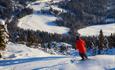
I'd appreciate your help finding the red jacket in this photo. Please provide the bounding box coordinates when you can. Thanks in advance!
[76,38,86,53]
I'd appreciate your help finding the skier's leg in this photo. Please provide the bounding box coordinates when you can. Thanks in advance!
[83,53,88,59]
[79,53,85,60]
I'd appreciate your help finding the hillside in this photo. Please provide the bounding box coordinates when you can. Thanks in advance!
[78,24,115,36]
[17,0,69,34]
[0,43,115,70]
[0,0,115,70]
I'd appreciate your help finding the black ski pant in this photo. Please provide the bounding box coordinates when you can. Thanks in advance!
[79,53,88,60]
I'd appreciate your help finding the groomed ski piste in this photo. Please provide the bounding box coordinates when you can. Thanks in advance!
[0,0,115,70]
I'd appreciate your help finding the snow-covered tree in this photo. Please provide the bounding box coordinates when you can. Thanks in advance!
[0,26,5,50]
[98,30,104,54]
[0,19,9,58]
[98,29,109,54]
[0,23,6,58]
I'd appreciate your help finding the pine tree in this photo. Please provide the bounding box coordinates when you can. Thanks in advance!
[98,29,104,54]
[0,25,5,50]
[109,33,115,48]
[0,25,6,58]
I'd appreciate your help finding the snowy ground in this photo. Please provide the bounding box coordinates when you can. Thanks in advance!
[78,24,115,36]
[18,1,69,34]
[2,42,52,59]
[1,0,115,70]
[0,55,115,70]
[0,43,115,70]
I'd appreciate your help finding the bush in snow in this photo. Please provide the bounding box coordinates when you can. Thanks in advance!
[43,42,72,55]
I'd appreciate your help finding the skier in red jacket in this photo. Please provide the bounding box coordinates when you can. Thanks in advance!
[75,35,88,60]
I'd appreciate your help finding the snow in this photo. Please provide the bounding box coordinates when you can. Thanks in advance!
[0,54,115,70]
[1,42,52,59]
[67,55,115,70]
[18,1,69,34]
[38,0,51,2]
[0,43,115,70]
[51,5,67,13]
[0,19,5,25]
[43,42,73,55]
[78,24,115,36]
[1,0,115,70]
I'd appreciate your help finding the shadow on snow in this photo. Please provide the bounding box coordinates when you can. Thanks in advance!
[109,68,115,70]
[0,56,67,66]
[32,63,68,70]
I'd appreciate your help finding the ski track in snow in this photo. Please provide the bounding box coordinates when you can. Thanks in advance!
[0,42,115,70]
[0,55,115,70]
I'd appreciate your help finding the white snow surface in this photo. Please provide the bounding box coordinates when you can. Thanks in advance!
[1,0,115,70]
[0,43,115,70]
[50,5,67,13]
[0,55,115,70]
[0,19,5,25]
[18,1,69,34]
[0,42,52,59]
[78,24,115,36]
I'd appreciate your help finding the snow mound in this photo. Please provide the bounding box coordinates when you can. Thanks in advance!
[1,42,51,59]
[78,24,115,36]
[0,19,5,25]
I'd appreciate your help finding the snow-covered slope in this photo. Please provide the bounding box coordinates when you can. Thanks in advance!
[18,1,69,34]
[1,42,52,59]
[0,55,115,70]
[78,24,115,36]
[0,43,115,70]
